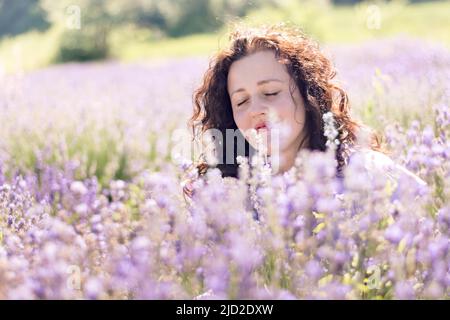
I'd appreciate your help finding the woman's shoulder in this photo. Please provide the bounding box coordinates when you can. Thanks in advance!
[349,148,427,187]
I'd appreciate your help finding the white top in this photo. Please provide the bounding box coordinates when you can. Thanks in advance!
[348,148,427,188]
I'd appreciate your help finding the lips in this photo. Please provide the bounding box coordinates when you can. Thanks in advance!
[254,121,267,131]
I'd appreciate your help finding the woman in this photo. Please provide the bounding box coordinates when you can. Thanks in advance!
[183,23,425,199]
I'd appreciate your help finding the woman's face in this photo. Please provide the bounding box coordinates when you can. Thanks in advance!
[227,50,308,160]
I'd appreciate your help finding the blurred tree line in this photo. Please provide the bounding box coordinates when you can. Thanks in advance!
[1,0,280,61]
[0,0,49,37]
[0,0,442,62]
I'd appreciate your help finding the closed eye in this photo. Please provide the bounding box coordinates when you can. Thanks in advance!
[237,99,248,107]
[265,91,280,96]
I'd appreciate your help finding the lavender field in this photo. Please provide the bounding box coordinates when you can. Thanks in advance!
[0,37,449,299]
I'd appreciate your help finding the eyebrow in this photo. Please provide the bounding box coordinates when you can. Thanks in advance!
[230,78,284,98]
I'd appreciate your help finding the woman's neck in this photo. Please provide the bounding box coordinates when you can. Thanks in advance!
[273,134,309,175]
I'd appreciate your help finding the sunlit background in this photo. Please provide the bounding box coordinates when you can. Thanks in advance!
[0,0,449,72]
[1,0,449,181]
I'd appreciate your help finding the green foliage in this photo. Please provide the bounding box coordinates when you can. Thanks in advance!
[166,0,222,37]
[56,28,109,62]
[1,0,449,68]
[1,0,275,62]
[163,0,273,37]
[40,0,116,62]
[0,0,49,37]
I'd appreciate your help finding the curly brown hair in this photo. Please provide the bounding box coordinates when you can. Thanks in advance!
[189,23,384,179]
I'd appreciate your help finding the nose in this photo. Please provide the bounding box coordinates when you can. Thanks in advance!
[249,96,268,118]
